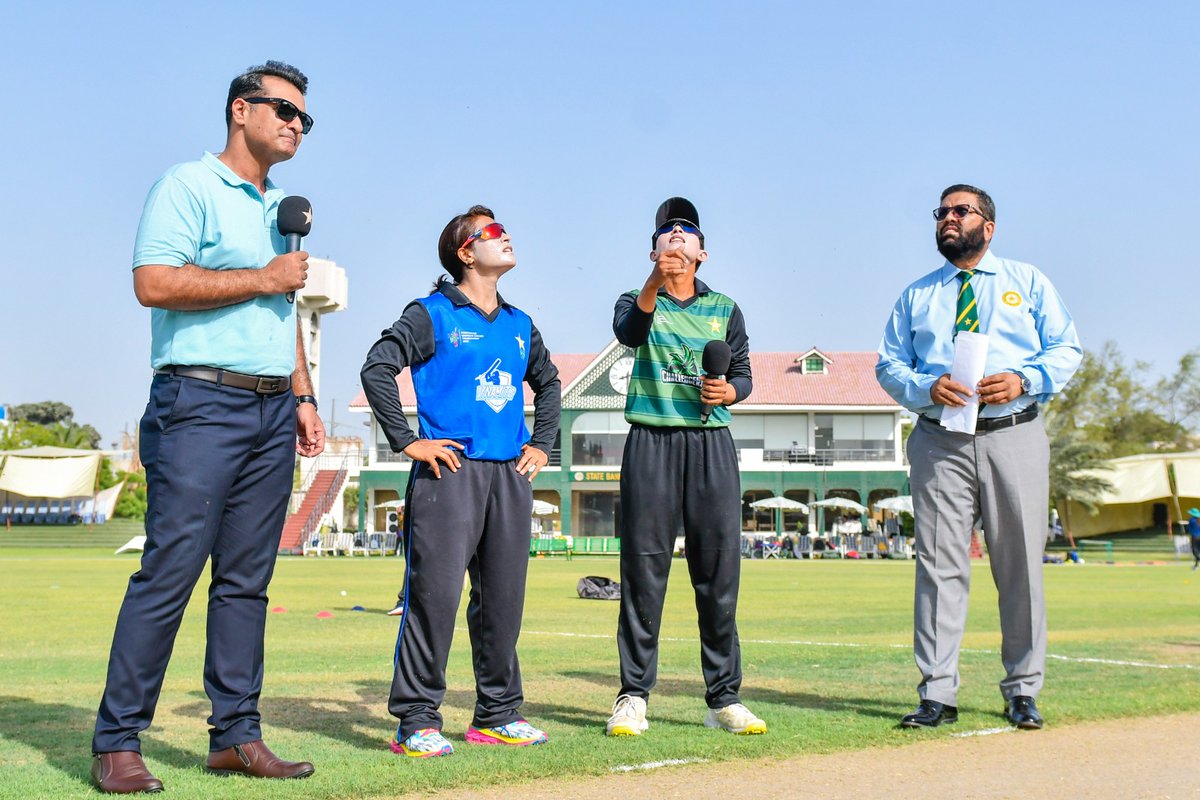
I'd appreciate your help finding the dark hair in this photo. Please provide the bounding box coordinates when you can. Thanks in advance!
[941,184,995,222]
[436,205,495,283]
[225,60,309,127]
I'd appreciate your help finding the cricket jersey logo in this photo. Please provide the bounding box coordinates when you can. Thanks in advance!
[475,358,518,412]
[660,343,703,388]
[450,326,485,348]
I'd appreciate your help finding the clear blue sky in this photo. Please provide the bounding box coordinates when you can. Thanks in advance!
[2,1,1196,446]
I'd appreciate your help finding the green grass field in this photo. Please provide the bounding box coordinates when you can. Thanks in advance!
[2,548,1199,799]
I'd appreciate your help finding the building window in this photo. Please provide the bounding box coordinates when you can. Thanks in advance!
[572,434,625,466]
[813,414,894,460]
[804,356,825,374]
[571,412,630,467]
[574,491,620,537]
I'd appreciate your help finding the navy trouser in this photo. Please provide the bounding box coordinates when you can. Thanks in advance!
[389,457,533,740]
[616,424,744,708]
[92,374,294,753]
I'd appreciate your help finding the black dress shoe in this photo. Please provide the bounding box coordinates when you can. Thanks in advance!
[1005,696,1044,730]
[900,699,958,728]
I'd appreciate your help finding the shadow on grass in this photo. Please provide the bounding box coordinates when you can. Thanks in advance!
[173,679,605,746]
[0,696,201,787]
[175,680,391,751]
[558,670,900,722]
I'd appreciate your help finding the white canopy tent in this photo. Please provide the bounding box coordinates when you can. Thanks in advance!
[1059,451,1200,537]
[0,446,101,498]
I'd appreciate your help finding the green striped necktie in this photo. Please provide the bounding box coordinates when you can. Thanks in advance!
[956,270,979,333]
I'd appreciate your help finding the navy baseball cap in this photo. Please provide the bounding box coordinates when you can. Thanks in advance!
[653,197,703,245]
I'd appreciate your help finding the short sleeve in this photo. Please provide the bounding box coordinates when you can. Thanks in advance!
[132,174,204,269]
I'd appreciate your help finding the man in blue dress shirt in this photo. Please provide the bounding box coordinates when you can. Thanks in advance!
[876,184,1081,731]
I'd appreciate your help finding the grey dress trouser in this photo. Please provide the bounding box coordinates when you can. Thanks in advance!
[907,414,1050,706]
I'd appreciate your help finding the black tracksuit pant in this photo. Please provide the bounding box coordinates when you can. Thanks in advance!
[389,457,533,740]
[616,424,744,708]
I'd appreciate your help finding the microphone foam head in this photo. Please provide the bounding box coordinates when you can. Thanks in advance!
[277,195,312,236]
[702,340,732,375]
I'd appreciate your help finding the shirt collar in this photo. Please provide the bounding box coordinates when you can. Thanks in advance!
[939,248,999,285]
[656,277,712,296]
[438,280,510,309]
[201,151,283,202]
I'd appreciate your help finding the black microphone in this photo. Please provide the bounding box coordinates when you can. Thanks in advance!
[700,340,732,424]
[277,195,312,303]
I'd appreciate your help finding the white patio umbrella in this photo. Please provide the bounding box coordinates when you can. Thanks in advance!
[749,496,810,514]
[749,496,809,534]
[810,497,868,514]
[531,499,559,516]
[874,495,914,515]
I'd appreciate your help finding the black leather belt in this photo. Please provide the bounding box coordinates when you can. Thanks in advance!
[156,365,291,395]
[923,404,1038,432]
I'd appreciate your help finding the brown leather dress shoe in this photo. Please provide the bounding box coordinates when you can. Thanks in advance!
[91,751,164,794]
[205,740,314,779]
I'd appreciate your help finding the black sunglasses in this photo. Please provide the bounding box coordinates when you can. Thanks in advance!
[242,96,314,135]
[932,204,987,222]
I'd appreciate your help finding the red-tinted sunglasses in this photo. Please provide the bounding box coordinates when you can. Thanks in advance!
[460,222,506,250]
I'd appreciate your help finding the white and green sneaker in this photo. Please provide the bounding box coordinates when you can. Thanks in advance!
[704,703,767,735]
[606,694,649,736]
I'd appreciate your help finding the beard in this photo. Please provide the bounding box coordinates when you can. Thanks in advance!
[936,224,987,262]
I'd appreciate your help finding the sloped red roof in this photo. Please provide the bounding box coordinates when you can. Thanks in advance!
[743,352,895,406]
[348,350,895,409]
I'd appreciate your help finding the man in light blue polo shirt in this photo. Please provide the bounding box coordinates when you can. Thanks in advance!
[91,61,324,794]
[877,184,1081,733]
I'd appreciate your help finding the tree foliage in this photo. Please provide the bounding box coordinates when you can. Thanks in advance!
[113,471,147,520]
[1155,349,1200,432]
[1042,342,1200,541]
[9,401,75,427]
[1050,341,1193,457]
[1,403,101,450]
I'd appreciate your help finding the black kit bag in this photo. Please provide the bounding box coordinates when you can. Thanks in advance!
[576,575,621,600]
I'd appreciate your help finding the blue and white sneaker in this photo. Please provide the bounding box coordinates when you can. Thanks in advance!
[390,727,454,757]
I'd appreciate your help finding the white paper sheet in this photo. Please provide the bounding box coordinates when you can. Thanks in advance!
[940,331,990,435]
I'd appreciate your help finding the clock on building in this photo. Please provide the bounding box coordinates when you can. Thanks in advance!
[607,356,635,395]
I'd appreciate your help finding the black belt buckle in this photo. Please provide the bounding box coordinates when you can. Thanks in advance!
[255,376,285,394]
[978,406,1036,432]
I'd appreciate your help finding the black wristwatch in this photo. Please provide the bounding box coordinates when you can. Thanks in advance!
[294,394,318,411]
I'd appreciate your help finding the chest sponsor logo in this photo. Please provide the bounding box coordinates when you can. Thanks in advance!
[1002,291,1022,307]
[450,326,485,347]
[660,343,702,388]
[476,358,517,412]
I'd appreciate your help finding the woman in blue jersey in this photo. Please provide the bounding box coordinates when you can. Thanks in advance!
[361,205,561,757]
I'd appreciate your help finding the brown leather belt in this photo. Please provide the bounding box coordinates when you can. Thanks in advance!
[156,365,291,395]
[922,404,1038,432]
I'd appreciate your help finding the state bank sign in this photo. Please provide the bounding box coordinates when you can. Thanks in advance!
[573,471,621,482]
